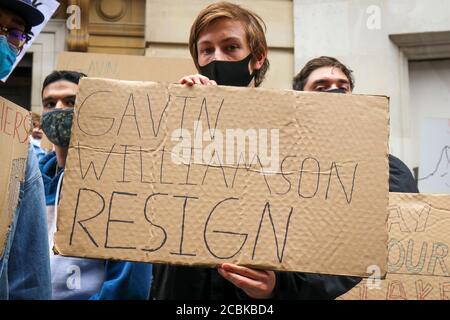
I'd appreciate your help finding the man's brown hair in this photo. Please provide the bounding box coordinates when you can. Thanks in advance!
[189,1,269,87]
[293,56,355,91]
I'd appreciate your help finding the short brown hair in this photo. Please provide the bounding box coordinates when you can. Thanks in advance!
[293,56,355,91]
[188,1,269,87]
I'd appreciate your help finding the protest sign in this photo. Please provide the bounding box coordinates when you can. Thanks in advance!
[339,193,450,299]
[55,78,389,277]
[56,52,196,82]
[0,97,30,257]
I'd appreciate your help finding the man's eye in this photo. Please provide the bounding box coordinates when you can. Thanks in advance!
[66,98,76,107]
[201,48,212,55]
[8,29,23,40]
[227,45,239,51]
[44,102,56,109]
[315,87,326,92]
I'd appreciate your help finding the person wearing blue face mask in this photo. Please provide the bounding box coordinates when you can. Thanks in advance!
[0,0,51,300]
[0,0,41,78]
[39,70,153,300]
[0,33,18,78]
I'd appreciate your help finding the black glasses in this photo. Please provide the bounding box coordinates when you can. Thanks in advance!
[0,26,28,50]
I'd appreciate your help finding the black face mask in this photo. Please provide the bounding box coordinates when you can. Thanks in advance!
[325,88,347,94]
[199,54,254,87]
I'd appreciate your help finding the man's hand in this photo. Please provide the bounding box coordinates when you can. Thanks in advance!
[178,74,217,86]
[218,263,276,299]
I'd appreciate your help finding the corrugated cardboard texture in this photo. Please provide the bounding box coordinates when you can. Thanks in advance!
[56,52,196,82]
[338,274,450,300]
[55,78,389,277]
[339,193,450,299]
[0,97,30,258]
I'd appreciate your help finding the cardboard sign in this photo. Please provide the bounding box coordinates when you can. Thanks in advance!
[338,274,450,300]
[339,193,450,299]
[55,78,389,277]
[56,52,196,82]
[0,97,30,257]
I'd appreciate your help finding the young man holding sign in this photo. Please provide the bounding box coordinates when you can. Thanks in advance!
[39,71,153,300]
[0,0,51,300]
[151,1,360,300]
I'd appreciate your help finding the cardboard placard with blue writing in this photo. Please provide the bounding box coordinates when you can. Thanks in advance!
[0,97,30,258]
[55,77,389,277]
[339,193,450,299]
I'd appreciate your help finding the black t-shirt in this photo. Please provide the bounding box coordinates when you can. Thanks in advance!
[389,154,419,193]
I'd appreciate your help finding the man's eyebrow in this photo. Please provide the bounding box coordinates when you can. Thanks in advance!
[198,36,242,46]
[220,36,243,44]
[197,39,211,46]
[336,78,350,84]
[312,78,350,86]
[312,79,330,86]
[42,95,77,104]
[42,97,54,103]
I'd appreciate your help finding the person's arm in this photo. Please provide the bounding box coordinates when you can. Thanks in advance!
[89,261,152,300]
[389,155,419,193]
[8,146,52,300]
[272,272,361,300]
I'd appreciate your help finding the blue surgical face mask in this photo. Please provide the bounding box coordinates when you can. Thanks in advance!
[0,35,18,78]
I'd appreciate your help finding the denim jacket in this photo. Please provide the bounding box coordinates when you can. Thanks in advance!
[40,151,152,300]
[0,145,52,299]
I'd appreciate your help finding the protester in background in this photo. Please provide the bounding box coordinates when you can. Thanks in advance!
[293,56,420,193]
[39,70,153,300]
[151,1,361,300]
[29,112,47,161]
[0,0,51,300]
[0,0,40,78]
[292,56,420,295]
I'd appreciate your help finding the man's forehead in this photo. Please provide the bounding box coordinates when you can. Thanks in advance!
[198,18,246,43]
[43,81,79,97]
[309,66,349,81]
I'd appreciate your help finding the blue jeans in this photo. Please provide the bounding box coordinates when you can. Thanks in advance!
[0,145,51,299]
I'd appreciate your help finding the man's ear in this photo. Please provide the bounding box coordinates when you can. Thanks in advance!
[252,50,268,71]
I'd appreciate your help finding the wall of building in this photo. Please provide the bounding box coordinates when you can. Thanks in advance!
[293,0,450,169]
[87,0,146,55]
[409,59,450,169]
